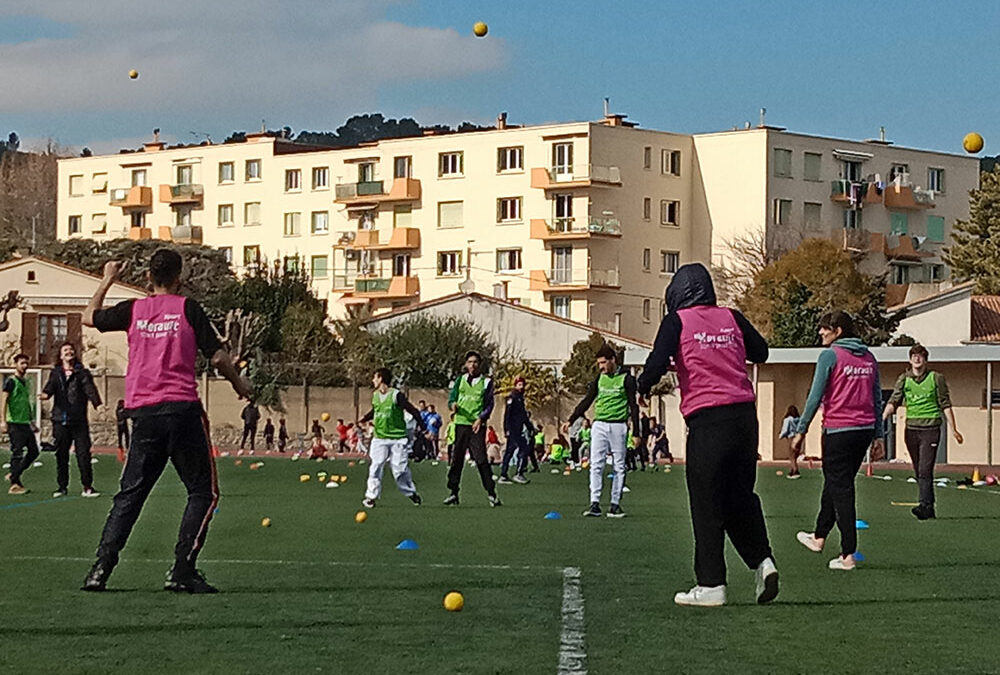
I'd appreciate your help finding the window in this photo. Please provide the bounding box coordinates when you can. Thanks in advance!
[283,212,301,236]
[438,251,462,276]
[38,314,68,365]
[91,173,108,193]
[91,213,107,234]
[393,254,411,277]
[841,160,862,182]
[393,205,412,228]
[218,204,234,227]
[311,255,328,278]
[642,299,651,322]
[928,168,945,192]
[773,148,792,178]
[843,208,863,230]
[283,256,300,274]
[643,146,652,170]
[551,296,571,319]
[497,147,523,172]
[643,197,651,221]
[660,200,679,226]
[285,169,301,191]
[890,212,908,235]
[312,166,329,189]
[219,247,233,264]
[438,201,464,228]
[889,163,909,182]
[554,194,574,222]
[219,162,234,183]
[928,264,945,282]
[245,159,261,180]
[394,156,411,179]
[803,152,822,181]
[927,215,945,243]
[176,164,192,185]
[891,264,910,285]
[660,250,679,274]
[175,207,192,227]
[439,152,463,176]
[244,202,261,226]
[358,162,376,183]
[642,248,651,271]
[773,198,792,226]
[69,175,83,196]
[552,143,573,175]
[130,211,145,228]
[662,149,681,176]
[804,202,822,230]
[310,211,328,235]
[497,197,522,223]
[131,168,147,187]
[496,249,522,272]
[243,245,260,266]
[68,215,81,234]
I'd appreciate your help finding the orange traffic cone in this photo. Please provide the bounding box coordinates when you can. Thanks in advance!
[972,466,981,482]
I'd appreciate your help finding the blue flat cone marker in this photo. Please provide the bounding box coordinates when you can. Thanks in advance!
[855,519,870,529]
[853,552,866,562]
[544,511,562,520]
[396,539,419,551]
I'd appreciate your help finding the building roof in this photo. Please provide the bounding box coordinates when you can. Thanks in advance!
[0,256,148,295]
[971,296,1000,343]
[887,280,976,314]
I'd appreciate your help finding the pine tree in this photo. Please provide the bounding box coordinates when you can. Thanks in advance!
[945,167,1000,293]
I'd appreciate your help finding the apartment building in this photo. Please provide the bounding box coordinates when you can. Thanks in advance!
[55,116,979,340]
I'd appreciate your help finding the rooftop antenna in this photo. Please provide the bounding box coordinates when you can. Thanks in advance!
[261,119,266,133]
[603,97,610,117]
[152,128,160,143]
[759,107,767,127]
[879,126,886,143]
[190,131,212,143]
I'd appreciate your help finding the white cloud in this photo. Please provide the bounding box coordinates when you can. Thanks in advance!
[0,1,506,120]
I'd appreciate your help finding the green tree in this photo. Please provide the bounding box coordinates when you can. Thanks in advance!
[561,332,622,395]
[278,302,346,386]
[945,166,1000,293]
[770,282,823,347]
[493,358,561,413]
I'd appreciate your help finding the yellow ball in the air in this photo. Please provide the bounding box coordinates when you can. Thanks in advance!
[128,69,139,79]
[321,412,331,422]
[261,517,271,527]
[443,591,465,611]
[355,510,368,524]
[963,132,984,154]
[473,22,488,37]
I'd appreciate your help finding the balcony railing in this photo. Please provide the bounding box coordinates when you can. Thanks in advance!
[336,181,384,200]
[530,217,622,240]
[159,183,204,204]
[530,164,621,189]
[109,186,153,208]
[334,178,422,204]
[530,268,620,290]
[355,277,392,293]
[830,180,881,206]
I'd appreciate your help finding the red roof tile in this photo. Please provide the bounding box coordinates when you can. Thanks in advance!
[971,296,1000,342]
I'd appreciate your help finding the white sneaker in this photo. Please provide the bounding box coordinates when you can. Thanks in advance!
[622,485,631,493]
[674,585,726,607]
[829,555,856,571]
[52,490,67,498]
[81,488,101,498]
[796,531,823,553]
[754,557,779,604]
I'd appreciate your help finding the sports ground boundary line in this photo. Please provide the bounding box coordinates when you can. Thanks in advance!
[0,496,79,510]
[558,566,587,675]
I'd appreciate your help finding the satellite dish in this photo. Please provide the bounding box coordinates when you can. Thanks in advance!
[459,279,475,294]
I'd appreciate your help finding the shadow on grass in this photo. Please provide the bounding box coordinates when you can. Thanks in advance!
[2,617,378,638]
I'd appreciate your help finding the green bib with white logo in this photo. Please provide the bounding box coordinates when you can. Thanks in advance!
[903,373,941,421]
[373,388,407,439]
[6,376,34,424]
[455,376,488,426]
[595,372,628,422]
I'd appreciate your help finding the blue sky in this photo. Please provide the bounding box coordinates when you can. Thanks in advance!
[0,0,997,155]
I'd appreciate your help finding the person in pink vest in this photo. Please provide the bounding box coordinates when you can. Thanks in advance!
[792,310,884,571]
[80,250,251,593]
[637,263,777,608]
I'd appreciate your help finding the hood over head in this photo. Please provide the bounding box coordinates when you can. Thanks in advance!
[665,263,717,313]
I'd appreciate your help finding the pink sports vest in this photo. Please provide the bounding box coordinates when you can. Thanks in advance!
[821,346,878,429]
[676,306,757,417]
[125,295,200,409]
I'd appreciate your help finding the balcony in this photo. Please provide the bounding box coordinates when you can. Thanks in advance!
[352,275,420,299]
[883,182,935,210]
[334,177,421,205]
[529,217,622,241]
[529,268,620,292]
[530,164,622,190]
[159,183,204,205]
[127,227,152,241]
[830,180,882,206]
[837,227,883,254]
[170,225,204,244]
[109,186,152,208]
[333,227,421,251]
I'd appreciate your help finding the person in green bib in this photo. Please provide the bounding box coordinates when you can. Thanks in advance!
[359,367,426,509]
[444,351,501,507]
[2,353,39,495]
[883,344,963,520]
[564,343,640,518]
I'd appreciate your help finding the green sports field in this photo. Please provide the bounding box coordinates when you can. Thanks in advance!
[2,454,999,675]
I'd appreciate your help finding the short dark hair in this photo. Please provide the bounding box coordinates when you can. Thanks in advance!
[374,367,392,384]
[13,353,29,363]
[465,350,481,361]
[909,344,929,359]
[818,310,858,339]
[150,248,183,287]
[596,343,617,360]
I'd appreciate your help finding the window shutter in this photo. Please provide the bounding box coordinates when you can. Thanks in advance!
[67,313,83,353]
[20,312,38,364]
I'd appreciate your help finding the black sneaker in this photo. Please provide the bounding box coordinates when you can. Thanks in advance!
[81,559,115,592]
[488,494,502,508]
[443,494,460,506]
[583,502,602,517]
[512,474,530,484]
[165,566,219,594]
[607,503,627,518]
[409,493,422,506]
[497,475,513,484]
[912,505,936,520]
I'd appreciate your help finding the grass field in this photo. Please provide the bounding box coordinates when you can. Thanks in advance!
[2,453,999,675]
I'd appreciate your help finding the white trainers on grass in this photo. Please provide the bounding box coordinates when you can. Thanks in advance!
[829,555,856,571]
[796,531,824,552]
[754,557,779,604]
[674,585,726,607]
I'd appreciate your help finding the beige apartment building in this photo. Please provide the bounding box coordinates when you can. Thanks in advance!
[55,116,979,340]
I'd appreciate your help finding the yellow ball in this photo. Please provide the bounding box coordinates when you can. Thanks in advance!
[339,475,347,483]
[776,470,784,476]
[261,517,271,527]
[473,21,488,37]
[128,69,139,79]
[355,510,368,524]
[321,412,331,422]
[963,132,984,154]
[299,474,311,482]
[443,591,464,611]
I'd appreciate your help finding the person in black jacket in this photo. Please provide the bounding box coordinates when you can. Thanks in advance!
[41,342,102,498]
[239,401,260,453]
[115,399,129,463]
[498,376,532,485]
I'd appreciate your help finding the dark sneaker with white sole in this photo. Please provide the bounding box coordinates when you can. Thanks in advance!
[81,559,115,592]
[488,494,502,508]
[583,502,602,517]
[164,566,218,594]
[409,493,422,506]
[606,504,626,518]
[443,494,460,506]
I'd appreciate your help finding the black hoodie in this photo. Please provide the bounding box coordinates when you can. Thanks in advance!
[637,263,769,396]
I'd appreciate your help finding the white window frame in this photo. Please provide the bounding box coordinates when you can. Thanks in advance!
[496,248,522,272]
[928,167,945,193]
[643,146,652,170]
[660,250,679,275]
[660,200,679,226]
[497,146,523,172]
[283,212,301,236]
[245,159,262,181]
[218,204,234,227]
[176,164,193,186]
[91,212,107,234]
[394,156,412,179]
[68,175,84,197]
[219,162,235,184]
[437,201,464,229]
[131,168,147,187]
[311,211,329,235]
[439,152,464,177]
[285,169,301,192]
[438,251,462,276]
[642,248,651,271]
[551,296,571,319]
[497,197,522,223]
[773,198,792,226]
[312,167,329,190]
[244,202,261,227]
[642,299,651,322]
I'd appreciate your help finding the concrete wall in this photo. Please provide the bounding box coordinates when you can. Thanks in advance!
[896,294,972,346]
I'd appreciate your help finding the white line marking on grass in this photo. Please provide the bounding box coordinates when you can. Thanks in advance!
[558,566,587,675]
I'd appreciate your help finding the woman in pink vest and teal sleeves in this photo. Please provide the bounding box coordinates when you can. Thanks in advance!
[792,311,885,571]
[638,263,777,608]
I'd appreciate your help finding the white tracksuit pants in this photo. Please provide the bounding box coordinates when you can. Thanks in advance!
[365,438,417,500]
[589,421,627,504]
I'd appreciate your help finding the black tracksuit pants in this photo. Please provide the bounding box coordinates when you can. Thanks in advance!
[686,402,773,587]
[447,424,496,496]
[95,411,218,570]
[815,429,874,556]
[240,424,257,450]
[117,423,130,450]
[54,422,94,491]
[500,432,530,478]
[904,426,940,508]
[8,423,39,486]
